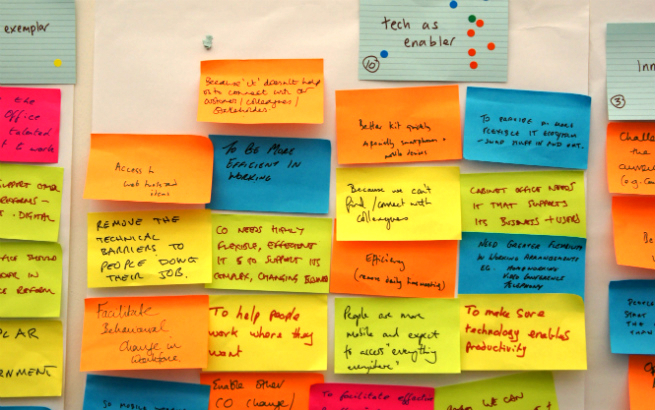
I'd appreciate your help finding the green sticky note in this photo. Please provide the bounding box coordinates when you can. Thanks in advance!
[0,0,76,84]
[0,241,62,318]
[434,372,559,410]
[334,297,460,374]
[0,163,64,242]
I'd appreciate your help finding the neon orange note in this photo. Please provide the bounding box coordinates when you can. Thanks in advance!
[629,355,655,410]
[607,122,655,195]
[612,196,655,270]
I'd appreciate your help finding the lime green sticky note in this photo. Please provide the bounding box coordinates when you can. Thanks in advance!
[0,164,64,242]
[434,372,559,410]
[0,241,62,318]
[334,297,460,374]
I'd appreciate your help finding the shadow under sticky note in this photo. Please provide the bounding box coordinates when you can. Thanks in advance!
[609,280,655,355]
[606,122,655,195]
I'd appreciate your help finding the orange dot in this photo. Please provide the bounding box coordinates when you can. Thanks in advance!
[476,20,484,27]
[470,61,478,69]
[488,42,496,50]
[468,49,476,56]
[467,29,475,37]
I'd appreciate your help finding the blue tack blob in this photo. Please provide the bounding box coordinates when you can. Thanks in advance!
[450,1,457,8]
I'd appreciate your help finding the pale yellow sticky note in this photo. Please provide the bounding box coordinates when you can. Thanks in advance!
[336,166,461,241]
[207,294,327,371]
[460,171,586,237]
[87,209,212,287]
[0,319,63,397]
[460,294,587,370]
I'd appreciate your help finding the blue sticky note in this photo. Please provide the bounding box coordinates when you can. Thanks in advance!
[464,87,591,169]
[0,0,76,84]
[207,135,330,214]
[82,374,210,410]
[609,280,655,355]
[459,232,586,299]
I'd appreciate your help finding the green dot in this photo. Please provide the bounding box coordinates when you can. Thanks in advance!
[469,15,476,22]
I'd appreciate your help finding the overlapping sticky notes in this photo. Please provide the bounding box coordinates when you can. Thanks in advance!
[198,59,324,124]
[330,225,457,298]
[334,297,460,374]
[612,196,655,270]
[201,372,324,410]
[209,213,332,293]
[336,86,461,164]
[83,134,214,204]
[336,166,460,241]
[310,383,434,410]
[82,374,210,410]
[607,23,655,121]
[80,295,209,371]
[464,87,591,169]
[358,0,508,82]
[0,0,76,84]
[459,232,586,299]
[433,372,559,410]
[207,134,330,213]
[0,320,63,397]
[0,241,62,317]
[207,294,327,371]
[609,280,655,354]
[629,355,655,409]
[460,171,586,238]
[606,122,655,194]
[87,209,211,287]
[0,164,63,242]
[0,87,60,163]
[459,293,586,370]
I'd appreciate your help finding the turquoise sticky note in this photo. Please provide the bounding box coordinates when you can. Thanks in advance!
[607,23,655,120]
[358,0,508,82]
[0,0,76,84]
[610,280,655,354]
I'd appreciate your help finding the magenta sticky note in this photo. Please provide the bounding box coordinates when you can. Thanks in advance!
[310,383,434,410]
[0,86,61,163]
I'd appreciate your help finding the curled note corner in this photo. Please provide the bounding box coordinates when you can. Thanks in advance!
[203,35,213,50]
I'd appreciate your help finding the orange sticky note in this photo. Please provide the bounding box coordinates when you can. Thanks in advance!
[200,372,323,410]
[81,295,209,371]
[197,59,324,124]
[607,122,655,195]
[336,86,461,164]
[629,355,655,410]
[612,196,655,270]
[83,134,214,204]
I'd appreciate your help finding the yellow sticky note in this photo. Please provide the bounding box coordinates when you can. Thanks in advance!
[459,294,587,370]
[336,166,461,241]
[209,214,332,293]
[460,171,586,237]
[334,297,461,374]
[0,319,63,397]
[0,163,63,242]
[207,294,327,371]
[0,241,62,318]
[87,209,212,287]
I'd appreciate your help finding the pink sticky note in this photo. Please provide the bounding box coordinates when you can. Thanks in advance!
[0,86,61,163]
[310,383,434,410]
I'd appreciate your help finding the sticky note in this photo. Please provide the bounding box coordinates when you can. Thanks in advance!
[87,209,212,287]
[464,87,591,169]
[201,372,324,410]
[207,294,327,371]
[82,374,210,410]
[433,372,559,410]
[629,355,655,410]
[0,320,62,397]
[612,196,655,270]
[330,225,457,298]
[336,86,461,164]
[0,241,62,318]
[0,0,76,84]
[459,293,587,370]
[207,135,330,214]
[458,232,586,299]
[607,23,655,121]
[609,280,655,355]
[0,87,60,163]
[209,213,332,293]
[334,297,460,374]
[606,122,655,194]
[80,295,209,371]
[198,59,324,124]
[310,383,434,410]
[83,134,214,204]
[358,0,508,82]
[0,164,63,242]
[460,171,586,238]
[336,166,461,241]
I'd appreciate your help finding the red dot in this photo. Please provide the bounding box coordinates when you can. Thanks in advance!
[476,20,484,27]
[488,42,496,50]
[467,29,475,37]
[470,61,478,69]
[468,49,476,56]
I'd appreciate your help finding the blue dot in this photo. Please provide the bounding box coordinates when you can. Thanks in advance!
[380,50,389,58]
[450,1,457,8]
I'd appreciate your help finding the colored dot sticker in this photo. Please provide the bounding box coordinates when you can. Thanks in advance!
[468,49,476,56]
[470,61,478,69]
[53,59,62,67]
[380,50,389,58]
[476,20,484,27]
[488,42,496,50]
[450,1,457,9]
[468,15,476,23]
[467,29,475,37]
